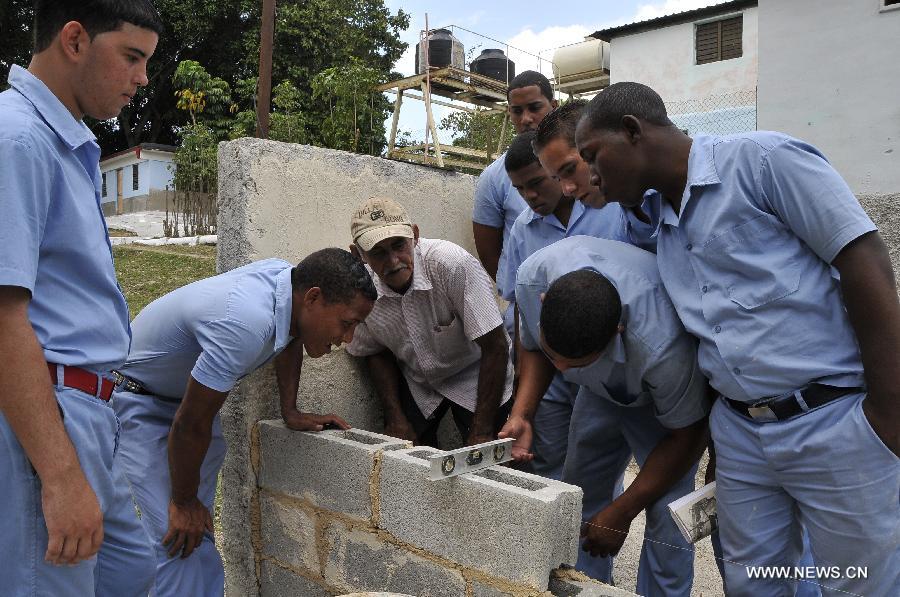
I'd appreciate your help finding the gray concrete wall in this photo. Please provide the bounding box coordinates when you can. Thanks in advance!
[757,0,900,196]
[217,139,483,596]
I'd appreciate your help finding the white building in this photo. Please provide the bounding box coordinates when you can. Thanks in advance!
[757,0,900,196]
[590,0,900,199]
[99,143,176,215]
[592,0,758,136]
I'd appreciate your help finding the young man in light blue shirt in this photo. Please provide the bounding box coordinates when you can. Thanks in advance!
[576,81,900,597]
[533,100,658,253]
[112,249,375,596]
[497,129,628,480]
[508,236,710,596]
[472,71,558,333]
[0,2,162,595]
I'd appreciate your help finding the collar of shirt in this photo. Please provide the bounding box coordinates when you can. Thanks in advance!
[372,244,433,299]
[8,65,96,151]
[659,135,722,228]
[274,266,294,352]
[525,198,587,232]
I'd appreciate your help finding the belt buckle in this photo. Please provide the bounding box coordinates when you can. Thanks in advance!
[747,403,778,422]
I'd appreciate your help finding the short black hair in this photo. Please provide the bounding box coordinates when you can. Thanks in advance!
[504,130,539,173]
[540,269,621,359]
[533,99,587,152]
[507,70,553,102]
[291,248,377,304]
[581,82,674,133]
[34,0,164,53]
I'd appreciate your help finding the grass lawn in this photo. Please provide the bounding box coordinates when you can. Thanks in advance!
[114,244,217,317]
[112,243,226,544]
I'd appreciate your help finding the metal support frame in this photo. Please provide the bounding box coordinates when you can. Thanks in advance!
[378,66,511,172]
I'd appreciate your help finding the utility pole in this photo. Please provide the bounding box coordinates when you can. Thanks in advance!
[256,0,276,138]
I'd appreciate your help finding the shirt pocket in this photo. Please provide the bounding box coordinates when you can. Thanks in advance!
[425,314,479,379]
[702,215,802,310]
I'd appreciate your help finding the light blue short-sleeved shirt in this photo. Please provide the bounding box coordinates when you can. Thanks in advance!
[516,236,710,429]
[120,259,294,399]
[472,152,528,296]
[652,133,875,403]
[498,200,629,302]
[0,65,130,372]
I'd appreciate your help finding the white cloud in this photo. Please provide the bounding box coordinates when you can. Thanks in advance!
[633,0,733,22]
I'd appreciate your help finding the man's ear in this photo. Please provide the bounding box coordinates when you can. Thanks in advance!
[550,98,559,110]
[616,323,625,334]
[58,21,88,62]
[412,224,420,244]
[349,243,362,261]
[539,292,546,303]
[303,286,322,306]
[621,115,643,144]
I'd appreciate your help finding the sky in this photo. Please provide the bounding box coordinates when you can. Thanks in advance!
[381,0,730,142]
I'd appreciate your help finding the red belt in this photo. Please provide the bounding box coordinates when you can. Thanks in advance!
[47,363,115,401]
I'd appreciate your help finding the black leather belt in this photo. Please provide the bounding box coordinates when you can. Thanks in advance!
[111,370,150,394]
[723,384,861,422]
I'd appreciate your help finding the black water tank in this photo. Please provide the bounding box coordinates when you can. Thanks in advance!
[470,49,516,82]
[415,29,464,73]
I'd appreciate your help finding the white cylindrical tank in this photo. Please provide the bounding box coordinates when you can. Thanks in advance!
[552,38,610,84]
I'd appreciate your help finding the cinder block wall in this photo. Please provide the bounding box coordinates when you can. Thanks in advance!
[252,423,612,596]
[216,140,481,596]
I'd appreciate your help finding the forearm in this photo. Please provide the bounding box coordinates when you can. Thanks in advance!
[509,347,556,421]
[365,351,405,420]
[168,415,212,505]
[609,420,708,520]
[472,223,503,281]
[833,232,900,413]
[274,338,304,418]
[0,294,83,485]
[471,333,509,437]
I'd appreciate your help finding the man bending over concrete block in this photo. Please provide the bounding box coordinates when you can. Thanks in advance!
[347,197,513,448]
[507,235,710,596]
[112,249,376,597]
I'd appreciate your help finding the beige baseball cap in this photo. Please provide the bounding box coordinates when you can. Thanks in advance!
[351,197,415,251]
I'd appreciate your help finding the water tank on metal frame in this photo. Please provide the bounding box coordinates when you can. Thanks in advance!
[415,28,465,73]
[469,48,516,83]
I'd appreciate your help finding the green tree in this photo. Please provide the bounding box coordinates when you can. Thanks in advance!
[1,0,408,155]
[440,109,514,156]
[311,58,383,154]
[0,0,33,90]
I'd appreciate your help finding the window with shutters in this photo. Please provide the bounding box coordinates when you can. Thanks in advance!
[132,164,139,191]
[695,15,743,65]
[102,172,107,196]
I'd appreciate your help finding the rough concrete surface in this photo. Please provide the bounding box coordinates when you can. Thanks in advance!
[378,447,582,591]
[259,492,320,573]
[258,422,410,521]
[259,560,331,597]
[323,522,468,596]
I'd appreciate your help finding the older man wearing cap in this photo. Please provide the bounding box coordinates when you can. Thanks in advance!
[347,197,514,447]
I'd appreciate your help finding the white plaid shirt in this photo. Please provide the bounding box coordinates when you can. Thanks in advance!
[347,238,513,418]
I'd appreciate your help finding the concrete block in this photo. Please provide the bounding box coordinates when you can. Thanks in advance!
[258,421,411,520]
[259,560,333,597]
[469,580,509,597]
[378,447,583,591]
[323,521,467,597]
[259,491,320,573]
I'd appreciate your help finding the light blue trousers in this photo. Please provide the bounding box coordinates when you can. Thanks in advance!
[0,387,155,596]
[113,390,227,597]
[711,393,899,597]
[529,373,578,481]
[563,386,697,596]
